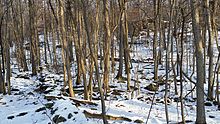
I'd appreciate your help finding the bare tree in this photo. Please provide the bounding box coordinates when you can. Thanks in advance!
[179,7,186,124]
[58,0,75,97]
[28,0,38,75]
[103,0,111,94]
[116,0,131,91]
[153,0,158,80]
[81,0,108,123]
[190,0,206,123]
[202,0,215,100]
[0,2,5,94]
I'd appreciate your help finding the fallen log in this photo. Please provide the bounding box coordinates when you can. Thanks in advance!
[44,95,98,106]
[69,97,98,106]
[83,110,132,122]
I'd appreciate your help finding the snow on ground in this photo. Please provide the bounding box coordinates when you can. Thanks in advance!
[1,44,220,124]
[1,71,220,124]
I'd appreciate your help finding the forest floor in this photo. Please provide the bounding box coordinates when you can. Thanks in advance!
[0,45,220,124]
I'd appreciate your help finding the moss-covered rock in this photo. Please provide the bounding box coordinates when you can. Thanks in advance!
[45,102,54,109]
[144,83,159,91]
[53,115,67,123]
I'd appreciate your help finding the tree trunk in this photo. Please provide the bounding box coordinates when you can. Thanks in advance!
[0,10,5,93]
[123,1,131,91]
[81,0,108,123]
[75,9,83,86]
[116,0,124,79]
[28,0,37,76]
[153,0,158,80]
[59,0,75,97]
[19,0,28,71]
[203,0,215,100]
[180,8,185,123]
[190,0,206,123]
[103,0,111,93]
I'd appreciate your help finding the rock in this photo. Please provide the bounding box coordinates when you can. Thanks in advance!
[174,97,180,102]
[56,44,62,48]
[157,98,171,104]
[24,43,30,50]
[92,96,101,100]
[68,113,73,119]
[209,115,215,118]
[16,112,28,117]
[116,104,125,107]
[134,119,144,123]
[27,92,34,95]
[53,115,67,123]
[51,107,58,115]
[184,97,195,102]
[218,105,220,110]
[14,91,24,95]
[140,76,146,80]
[154,76,165,85]
[38,77,46,82]
[32,101,38,105]
[155,98,160,102]
[54,79,60,83]
[145,97,151,101]
[137,96,144,100]
[90,108,97,110]
[45,103,54,109]
[11,88,19,92]
[0,101,6,105]
[116,76,127,83]
[111,96,118,100]
[178,120,193,123]
[111,90,122,96]
[35,84,50,93]
[44,95,63,101]
[73,112,78,114]
[35,107,46,112]
[137,70,144,74]
[167,98,171,104]
[109,85,117,88]
[185,120,193,123]
[205,102,212,106]
[213,101,219,106]
[44,89,54,94]
[16,74,30,79]
[117,80,126,83]
[130,86,138,91]
[7,116,15,119]
[144,83,159,91]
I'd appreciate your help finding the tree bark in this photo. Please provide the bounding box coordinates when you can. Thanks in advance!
[81,0,108,123]
[28,0,37,76]
[103,0,111,93]
[153,0,158,80]
[59,0,75,97]
[190,0,206,123]
[202,0,215,100]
